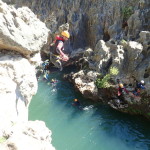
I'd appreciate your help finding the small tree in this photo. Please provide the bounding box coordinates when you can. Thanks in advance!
[95,67,119,88]
[122,6,133,21]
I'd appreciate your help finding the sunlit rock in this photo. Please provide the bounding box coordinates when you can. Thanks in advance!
[0,1,54,149]
[0,53,37,122]
[0,121,55,150]
[0,0,49,57]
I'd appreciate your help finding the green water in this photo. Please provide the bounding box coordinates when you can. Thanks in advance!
[29,71,150,150]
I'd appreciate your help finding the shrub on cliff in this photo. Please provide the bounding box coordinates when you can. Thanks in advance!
[122,6,133,21]
[95,67,119,88]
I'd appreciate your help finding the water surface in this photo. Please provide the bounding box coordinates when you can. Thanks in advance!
[29,70,150,150]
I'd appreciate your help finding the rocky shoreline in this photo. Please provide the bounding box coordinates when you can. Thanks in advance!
[63,31,150,120]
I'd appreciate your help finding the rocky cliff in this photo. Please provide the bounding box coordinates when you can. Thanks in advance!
[0,1,55,149]
[4,0,149,120]
[3,0,149,48]
[4,0,149,80]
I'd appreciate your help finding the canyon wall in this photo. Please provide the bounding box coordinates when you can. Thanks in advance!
[0,1,55,149]
[3,0,149,81]
[3,0,150,119]
[3,0,149,49]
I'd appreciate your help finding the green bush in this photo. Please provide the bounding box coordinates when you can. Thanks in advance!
[0,137,6,143]
[95,67,119,88]
[109,67,119,75]
[122,6,133,21]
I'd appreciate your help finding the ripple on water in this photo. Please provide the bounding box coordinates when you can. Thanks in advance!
[29,72,150,150]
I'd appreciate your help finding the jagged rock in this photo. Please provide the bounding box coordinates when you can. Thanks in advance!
[65,68,150,119]
[108,20,122,40]
[106,42,124,74]
[127,0,150,39]
[64,70,99,100]
[76,39,148,86]
[138,31,150,56]
[5,0,149,50]
[127,10,142,40]
[70,48,84,58]
[84,48,93,57]
[58,23,69,34]
[65,36,150,119]
[0,0,49,58]
[2,0,150,123]
[0,0,49,122]
[0,1,55,149]
[86,40,111,72]
[0,121,55,150]
[139,31,150,43]
[0,53,37,122]
[124,41,143,72]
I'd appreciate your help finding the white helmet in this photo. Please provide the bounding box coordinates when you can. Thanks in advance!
[140,80,144,84]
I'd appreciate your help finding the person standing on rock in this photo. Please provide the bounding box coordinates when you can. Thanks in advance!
[117,83,129,100]
[136,80,145,89]
[132,80,145,96]
[50,30,70,71]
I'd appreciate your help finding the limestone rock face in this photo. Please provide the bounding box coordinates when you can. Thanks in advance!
[87,40,111,72]
[83,38,150,84]
[65,70,99,100]
[127,0,150,40]
[0,121,55,150]
[0,0,49,123]
[0,0,49,57]
[3,0,149,50]
[2,0,150,120]
[0,0,49,122]
[0,53,37,122]
[65,37,150,119]
[0,1,54,149]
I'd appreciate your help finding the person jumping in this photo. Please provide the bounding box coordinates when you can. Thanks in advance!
[50,30,70,71]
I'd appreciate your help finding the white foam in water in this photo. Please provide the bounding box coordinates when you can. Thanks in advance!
[52,88,57,92]
[83,105,94,110]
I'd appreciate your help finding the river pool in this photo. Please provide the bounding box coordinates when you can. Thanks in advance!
[29,70,150,150]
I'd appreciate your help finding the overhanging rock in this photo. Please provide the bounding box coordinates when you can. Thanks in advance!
[0,0,49,57]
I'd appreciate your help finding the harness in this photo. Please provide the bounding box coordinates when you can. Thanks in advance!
[50,36,64,56]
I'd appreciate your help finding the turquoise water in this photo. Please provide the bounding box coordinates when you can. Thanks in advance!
[29,70,150,150]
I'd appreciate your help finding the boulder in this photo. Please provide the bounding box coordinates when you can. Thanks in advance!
[0,121,55,150]
[0,0,49,58]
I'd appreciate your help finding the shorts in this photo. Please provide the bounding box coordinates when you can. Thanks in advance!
[50,53,63,71]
